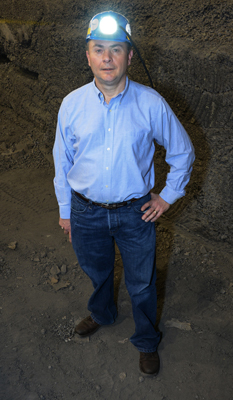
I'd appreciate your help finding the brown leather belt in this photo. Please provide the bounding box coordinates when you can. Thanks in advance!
[74,191,139,210]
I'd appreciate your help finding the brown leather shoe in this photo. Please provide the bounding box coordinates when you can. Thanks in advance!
[75,316,100,337]
[139,351,160,375]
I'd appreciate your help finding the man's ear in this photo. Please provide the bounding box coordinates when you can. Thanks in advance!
[86,51,91,67]
[128,49,133,66]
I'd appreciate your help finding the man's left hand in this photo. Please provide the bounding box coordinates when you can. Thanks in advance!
[141,193,170,222]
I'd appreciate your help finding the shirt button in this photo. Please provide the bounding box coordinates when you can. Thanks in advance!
[107,148,110,151]
[105,185,108,188]
[109,109,112,112]
[108,128,111,131]
[106,167,109,170]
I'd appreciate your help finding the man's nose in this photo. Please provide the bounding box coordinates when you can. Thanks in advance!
[102,49,112,62]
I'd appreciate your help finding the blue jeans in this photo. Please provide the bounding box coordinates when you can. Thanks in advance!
[70,191,161,352]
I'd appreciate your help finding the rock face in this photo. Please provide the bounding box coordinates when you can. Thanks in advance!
[0,0,232,244]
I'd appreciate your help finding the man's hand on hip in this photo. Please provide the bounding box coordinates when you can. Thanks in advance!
[141,193,170,222]
[59,218,72,243]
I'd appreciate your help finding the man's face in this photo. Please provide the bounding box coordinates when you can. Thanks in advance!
[86,40,133,87]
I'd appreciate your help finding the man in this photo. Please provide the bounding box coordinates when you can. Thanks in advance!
[53,10,195,376]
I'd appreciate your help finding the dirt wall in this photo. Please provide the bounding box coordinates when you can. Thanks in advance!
[0,0,233,244]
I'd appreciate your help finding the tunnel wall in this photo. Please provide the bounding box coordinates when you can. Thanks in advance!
[0,0,232,244]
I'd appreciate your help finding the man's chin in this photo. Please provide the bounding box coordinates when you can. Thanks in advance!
[96,73,126,87]
[101,72,115,79]
[99,75,117,84]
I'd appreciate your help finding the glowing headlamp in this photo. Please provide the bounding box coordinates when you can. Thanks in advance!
[86,11,131,44]
[99,16,117,35]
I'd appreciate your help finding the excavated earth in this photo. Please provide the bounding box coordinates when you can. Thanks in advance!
[0,0,233,399]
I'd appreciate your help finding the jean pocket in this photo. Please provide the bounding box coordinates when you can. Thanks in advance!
[132,204,150,214]
[132,194,151,214]
[71,194,88,214]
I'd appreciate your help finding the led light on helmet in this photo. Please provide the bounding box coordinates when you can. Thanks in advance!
[91,18,99,31]
[125,23,131,35]
[99,16,117,35]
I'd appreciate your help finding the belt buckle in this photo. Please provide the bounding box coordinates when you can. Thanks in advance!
[100,202,112,209]
[101,202,117,209]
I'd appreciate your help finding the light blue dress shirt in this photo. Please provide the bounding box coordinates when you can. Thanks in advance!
[53,77,195,219]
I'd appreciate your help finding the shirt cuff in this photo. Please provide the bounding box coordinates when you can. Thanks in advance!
[59,205,71,219]
[159,186,185,205]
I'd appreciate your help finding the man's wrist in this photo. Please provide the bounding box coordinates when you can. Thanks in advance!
[59,205,71,219]
[159,186,183,205]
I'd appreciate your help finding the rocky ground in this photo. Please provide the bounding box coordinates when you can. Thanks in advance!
[0,162,233,400]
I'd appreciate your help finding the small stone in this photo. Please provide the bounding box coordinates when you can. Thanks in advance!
[119,372,127,381]
[220,289,226,295]
[48,365,52,369]
[139,376,145,383]
[95,385,101,391]
[165,319,192,331]
[33,257,40,262]
[200,246,207,254]
[40,252,47,258]
[61,264,67,274]
[118,338,129,344]
[41,329,46,335]
[50,265,60,275]
[50,276,59,284]
[221,235,227,240]
[69,286,74,291]
[8,241,17,250]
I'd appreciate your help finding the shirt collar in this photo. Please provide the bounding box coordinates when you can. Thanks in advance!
[92,76,130,103]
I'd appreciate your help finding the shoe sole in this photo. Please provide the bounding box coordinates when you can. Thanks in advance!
[139,368,159,377]
[139,361,160,377]
[75,325,100,338]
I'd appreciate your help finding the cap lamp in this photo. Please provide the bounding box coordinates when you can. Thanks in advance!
[99,16,117,35]
[86,11,131,43]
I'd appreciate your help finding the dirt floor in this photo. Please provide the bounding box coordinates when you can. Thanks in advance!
[0,164,233,400]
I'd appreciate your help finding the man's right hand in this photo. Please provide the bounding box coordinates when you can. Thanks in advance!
[59,218,72,243]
